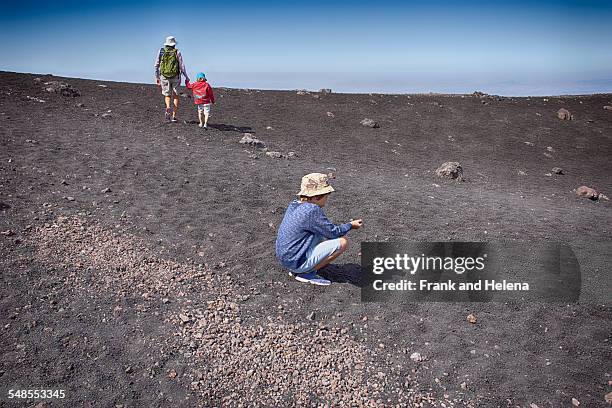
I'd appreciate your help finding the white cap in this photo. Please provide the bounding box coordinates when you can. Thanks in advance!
[164,36,177,46]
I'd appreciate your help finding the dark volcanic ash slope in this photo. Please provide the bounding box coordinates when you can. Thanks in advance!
[1,71,611,407]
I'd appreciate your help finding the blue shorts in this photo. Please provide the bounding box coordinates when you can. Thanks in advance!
[292,236,343,274]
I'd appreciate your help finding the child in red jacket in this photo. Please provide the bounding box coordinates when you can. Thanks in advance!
[185,72,215,129]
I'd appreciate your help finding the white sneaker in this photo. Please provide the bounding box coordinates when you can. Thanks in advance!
[294,272,331,286]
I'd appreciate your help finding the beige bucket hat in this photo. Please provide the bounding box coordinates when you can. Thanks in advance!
[164,36,177,46]
[297,173,335,197]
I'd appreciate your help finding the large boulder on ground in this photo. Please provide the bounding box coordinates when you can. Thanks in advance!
[43,81,80,97]
[604,105,612,111]
[360,118,380,128]
[410,352,423,362]
[552,167,564,175]
[239,133,266,149]
[435,162,464,181]
[557,108,573,120]
[265,151,284,159]
[575,186,599,200]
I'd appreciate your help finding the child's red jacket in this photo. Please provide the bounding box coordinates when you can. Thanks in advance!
[185,79,215,105]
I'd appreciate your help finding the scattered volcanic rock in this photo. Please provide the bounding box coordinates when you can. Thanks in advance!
[435,162,464,181]
[604,105,612,111]
[557,108,573,120]
[319,88,332,94]
[43,81,81,97]
[0,201,10,210]
[466,313,477,324]
[239,133,266,149]
[326,112,335,118]
[296,90,309,95]
[552,167,564,175]
[26,96,45,103]
[28,215,381,407]
[575,186,599,200]
[360,118,380,128]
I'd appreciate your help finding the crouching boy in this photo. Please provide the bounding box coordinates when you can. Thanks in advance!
[275,173,363,286]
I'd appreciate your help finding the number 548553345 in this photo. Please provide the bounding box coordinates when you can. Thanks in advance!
[7,389,65,399]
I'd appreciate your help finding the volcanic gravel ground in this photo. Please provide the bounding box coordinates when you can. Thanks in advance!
[1,71,611,407]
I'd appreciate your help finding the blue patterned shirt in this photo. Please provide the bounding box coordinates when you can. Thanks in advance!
[275,199,352,270]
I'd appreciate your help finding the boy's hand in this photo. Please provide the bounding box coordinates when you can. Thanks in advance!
[350,219,363,229]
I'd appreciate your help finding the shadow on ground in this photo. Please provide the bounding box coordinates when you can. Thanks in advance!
[209,123,253,133]
[319,263,362,286]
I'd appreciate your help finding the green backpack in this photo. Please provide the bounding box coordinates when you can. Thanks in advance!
[159,47,179,78]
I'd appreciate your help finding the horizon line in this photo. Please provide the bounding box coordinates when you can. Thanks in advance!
[3,69,612,98]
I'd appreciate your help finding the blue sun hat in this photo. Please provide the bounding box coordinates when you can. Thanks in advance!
[196,72,206,81]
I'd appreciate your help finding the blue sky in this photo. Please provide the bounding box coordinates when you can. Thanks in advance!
[1,0,611,95]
